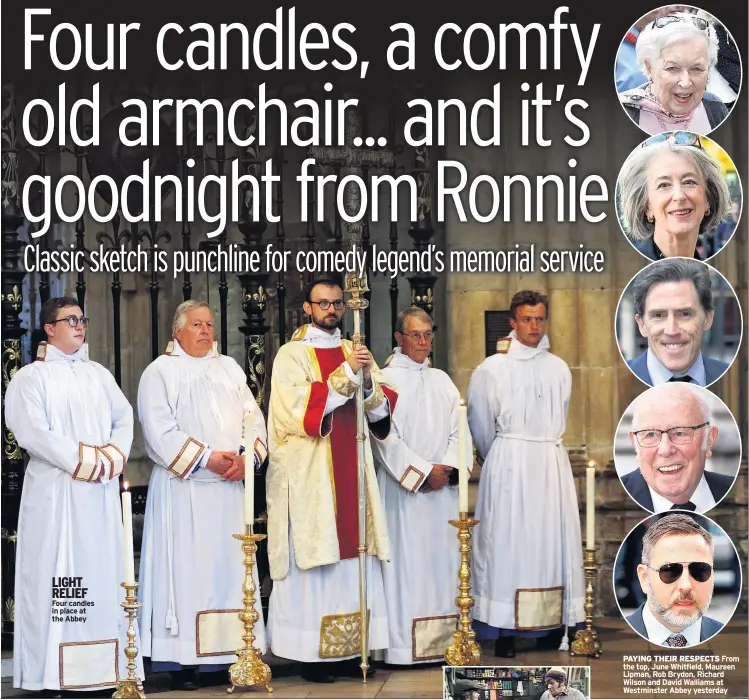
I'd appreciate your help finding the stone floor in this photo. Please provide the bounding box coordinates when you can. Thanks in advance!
[2,617,747,699]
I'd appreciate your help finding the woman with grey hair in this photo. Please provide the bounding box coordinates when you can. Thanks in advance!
[619,12,728,135]
[617,132,732,260]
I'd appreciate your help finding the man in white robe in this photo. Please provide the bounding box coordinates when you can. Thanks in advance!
[5,297,137,693]
[266,278,397,683]
[371,307,473,665]
[467,290,585,658]
[137,300,267,691]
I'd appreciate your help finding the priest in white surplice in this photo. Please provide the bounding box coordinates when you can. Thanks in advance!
[138,300,267,691]
[371,307,473,665]
[266,278,397,683]
[5,297,137,693]
[467,290,585,658]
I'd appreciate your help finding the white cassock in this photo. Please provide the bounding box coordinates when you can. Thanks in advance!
[5,342,138,691]
[371,348,473,665]
[266,325,395,663]
[467,331,585,636]
[137,339,267,665]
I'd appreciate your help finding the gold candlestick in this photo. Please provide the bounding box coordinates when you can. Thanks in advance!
[570,547,602,658]
[113,582,145,699]
[445,513,482,666]
[228,529,273,693]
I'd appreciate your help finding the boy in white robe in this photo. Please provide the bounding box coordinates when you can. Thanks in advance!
[371,307,473,665]
[5,297,136,693]
[137,300,267,691]
[467,290,585,658]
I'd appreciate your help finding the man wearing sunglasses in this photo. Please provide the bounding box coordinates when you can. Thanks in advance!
[621,383,732,514]
[265,277,397,682]
[371,307,473,665]
[5,297,136,693]
[627,513,721,647]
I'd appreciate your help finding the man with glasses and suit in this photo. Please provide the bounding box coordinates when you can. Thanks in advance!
[5,297,137,693]
[626,513,722,647]
[622,383,733,514]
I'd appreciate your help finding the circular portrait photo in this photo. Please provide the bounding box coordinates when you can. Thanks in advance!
[614,511,742,648]
[616,131,742,262]
[614,383,740,514]
[615,6,742,136]
[616,257,742,388]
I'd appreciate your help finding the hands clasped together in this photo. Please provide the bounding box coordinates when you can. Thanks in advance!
[421,464,453,493]
[205,451,247,481]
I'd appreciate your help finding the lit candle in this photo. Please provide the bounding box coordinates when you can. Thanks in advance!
[121,483,135,585]
[586,461,596,549]
[458,401,468,514]
[243,414,254,527]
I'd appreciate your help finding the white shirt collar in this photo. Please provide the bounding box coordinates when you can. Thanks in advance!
[40,342,90,363]
[295,324,342,349]
[387,346,428,371]
[648,474,716,514]
[167,338,219,360]
[642,600,702,647]
[647,350,706,386]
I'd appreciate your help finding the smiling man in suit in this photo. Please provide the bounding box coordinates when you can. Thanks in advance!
[626,514,723,647]
[627,258,729,387]
[622,383,733,514]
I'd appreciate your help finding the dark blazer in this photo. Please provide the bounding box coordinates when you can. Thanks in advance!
[631,238,701,262]
[626,603,724,644]
[621,468,735,512]
[627,351,729,387]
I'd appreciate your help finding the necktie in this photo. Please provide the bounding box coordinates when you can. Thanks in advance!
[668,375,693,383]
[671,501,697,511]
[665,634,688,647]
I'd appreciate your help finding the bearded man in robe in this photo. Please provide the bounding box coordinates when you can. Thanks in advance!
[137,300,267,691]
[467,290,585,657]
[265,277,397,683]
[6,297,137,693]
[371,307,472,665]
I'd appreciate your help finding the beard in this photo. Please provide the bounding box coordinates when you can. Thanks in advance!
[645,579,712,630]
[313,315,341,330]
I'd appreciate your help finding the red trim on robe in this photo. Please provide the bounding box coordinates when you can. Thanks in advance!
[303,382,329,437]
[369,385,398,440]
[312,347,358,561]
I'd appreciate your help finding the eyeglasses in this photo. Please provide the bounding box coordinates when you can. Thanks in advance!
[49,316,89,328]
[641,131,704,151]
[632,423,709,447]
[310,300,345,310]
[651,15,710,32]
[400,331,435,342]
[646,561,713,584]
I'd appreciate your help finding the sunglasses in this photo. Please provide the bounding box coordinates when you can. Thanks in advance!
[646,561,713,584]
[651,15,710,32]
[641,131,704,151]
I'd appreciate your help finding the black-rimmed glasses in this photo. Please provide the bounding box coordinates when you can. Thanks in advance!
[646,561,713,584]
[49,316,89,328]
[632,422,709,447]
[310,300,345,310]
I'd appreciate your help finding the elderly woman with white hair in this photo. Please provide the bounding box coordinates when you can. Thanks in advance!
[617,131,732,260]
[619,13,729,135]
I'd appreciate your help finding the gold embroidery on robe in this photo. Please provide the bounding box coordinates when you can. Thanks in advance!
[168,437,204,478]
[400,465,426,492]
[328,363,357,398]
[362,381,386,412]
[319,610,370,659]
[58,639,119,689]
[514,586,563,630]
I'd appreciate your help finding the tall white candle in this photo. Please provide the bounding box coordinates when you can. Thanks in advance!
[586,461,596,549]
[121,483,135,585]
[243,414,254,527]
[458,401,468,514]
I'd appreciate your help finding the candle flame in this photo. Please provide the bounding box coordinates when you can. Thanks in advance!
[123,481,129,491]
[460,398,466,406]
[587,460,596,468]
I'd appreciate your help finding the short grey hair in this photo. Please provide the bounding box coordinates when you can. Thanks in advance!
[395,306,434,335]
[631,258,713,318]
[617,142,731,242]
[641,513,713,565]
[632,383,712,433]
[173,300,212,331]
[636,12,719,72]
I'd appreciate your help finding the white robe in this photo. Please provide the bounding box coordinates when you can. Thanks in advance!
[266,326,391,663]
[371,348,473,665]
[5,342,138,691]
[467,332,585,634]
[137,339,267,665]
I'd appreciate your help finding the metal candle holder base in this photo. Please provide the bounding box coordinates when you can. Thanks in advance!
[444,513,482,666]
[228,530,273,693]
[570,547,602,658]
[112,582,145,698]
